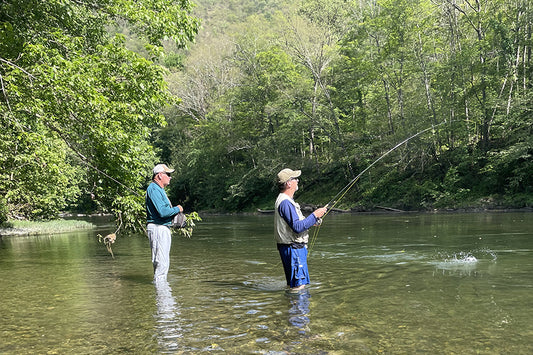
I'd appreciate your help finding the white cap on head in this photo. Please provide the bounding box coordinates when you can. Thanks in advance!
[153,164,175,175]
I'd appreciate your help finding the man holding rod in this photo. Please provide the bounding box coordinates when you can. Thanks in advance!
[274,168,327,292]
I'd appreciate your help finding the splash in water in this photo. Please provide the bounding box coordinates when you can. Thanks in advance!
[432,249,497,276]
[445,251,478,264]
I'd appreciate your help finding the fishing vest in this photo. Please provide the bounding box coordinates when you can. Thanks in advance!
[274,193,309,245]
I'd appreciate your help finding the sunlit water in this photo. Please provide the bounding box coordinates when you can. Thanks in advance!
[1,212,533,354]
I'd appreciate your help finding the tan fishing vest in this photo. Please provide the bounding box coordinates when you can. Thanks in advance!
[274,193,309,244]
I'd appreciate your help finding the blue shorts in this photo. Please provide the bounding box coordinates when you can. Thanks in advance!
[277,244,310,288]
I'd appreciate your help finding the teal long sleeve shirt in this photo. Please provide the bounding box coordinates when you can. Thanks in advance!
[145,182,181,226]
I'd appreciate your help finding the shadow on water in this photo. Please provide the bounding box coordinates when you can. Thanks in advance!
[204,276,287,292]
[119,273,154,285]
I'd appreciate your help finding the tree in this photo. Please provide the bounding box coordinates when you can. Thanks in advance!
[278,0,354,176]
[0,0,199,229]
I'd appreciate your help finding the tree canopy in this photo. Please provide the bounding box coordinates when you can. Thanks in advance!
[0,0,199,228]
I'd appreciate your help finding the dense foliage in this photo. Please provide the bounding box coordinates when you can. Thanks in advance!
[159,0,532,212]
[1,0,531,227]
[0,0,199,228]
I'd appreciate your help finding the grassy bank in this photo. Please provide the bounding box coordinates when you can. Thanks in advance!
[0,219,96,237]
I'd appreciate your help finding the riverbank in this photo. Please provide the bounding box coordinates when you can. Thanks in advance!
[0,219,96,237]
[2,206,531,237]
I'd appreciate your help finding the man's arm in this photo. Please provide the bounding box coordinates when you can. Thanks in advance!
[278,199,318,234]
[149,186,181,218]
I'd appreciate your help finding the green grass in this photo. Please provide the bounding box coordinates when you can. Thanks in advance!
[0,219,96,236]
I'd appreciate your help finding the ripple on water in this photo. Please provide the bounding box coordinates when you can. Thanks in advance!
[358,250,428,264]
[243,277,287,292]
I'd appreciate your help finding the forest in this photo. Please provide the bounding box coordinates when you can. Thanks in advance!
[1,0,532,230]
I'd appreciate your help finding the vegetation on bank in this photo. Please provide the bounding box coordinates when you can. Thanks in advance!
[0,219,95,237]
[1,0,531,230]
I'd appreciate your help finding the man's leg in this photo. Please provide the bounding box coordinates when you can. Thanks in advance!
[148,224,172,281]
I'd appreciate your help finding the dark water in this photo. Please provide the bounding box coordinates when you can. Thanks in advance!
[1,212,533,354]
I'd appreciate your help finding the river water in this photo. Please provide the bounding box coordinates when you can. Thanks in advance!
[1,212,532,354]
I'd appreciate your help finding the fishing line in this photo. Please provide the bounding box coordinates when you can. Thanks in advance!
[308,121,446,254]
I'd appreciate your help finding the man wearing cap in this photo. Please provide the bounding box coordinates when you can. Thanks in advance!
[275,168,327,292]
[146,163,183,282]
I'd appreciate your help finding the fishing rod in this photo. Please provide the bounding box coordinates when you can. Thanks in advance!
[308,121,446,253]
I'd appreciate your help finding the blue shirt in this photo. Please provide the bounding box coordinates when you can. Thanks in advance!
[278,199,318,234]
[145,182,181,226]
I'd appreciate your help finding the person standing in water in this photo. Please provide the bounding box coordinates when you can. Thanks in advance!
[146,163,183,282]
[275,168,327,292]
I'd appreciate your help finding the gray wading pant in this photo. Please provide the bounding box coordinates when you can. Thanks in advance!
[147,223,172,282]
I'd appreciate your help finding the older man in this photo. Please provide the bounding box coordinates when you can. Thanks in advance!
[275,168,327,292]
[146,163,183,282]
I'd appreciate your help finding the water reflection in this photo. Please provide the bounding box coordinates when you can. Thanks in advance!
[154,280,182,353]
[286,289,311,334]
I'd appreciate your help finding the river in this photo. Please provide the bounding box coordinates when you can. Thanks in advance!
[1,212,532,354]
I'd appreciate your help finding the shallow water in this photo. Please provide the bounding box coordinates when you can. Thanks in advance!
[1,212,533,354]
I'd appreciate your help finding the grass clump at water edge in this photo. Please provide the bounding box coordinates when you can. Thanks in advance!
[0,219,96,236]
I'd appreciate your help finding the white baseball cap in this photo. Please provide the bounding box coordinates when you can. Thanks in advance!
[153,164,175,175]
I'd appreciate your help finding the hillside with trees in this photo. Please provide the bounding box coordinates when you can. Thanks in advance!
[159,0,532,213]
[1,0,531,229]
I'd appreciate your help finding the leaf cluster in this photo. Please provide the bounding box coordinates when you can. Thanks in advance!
[0,0,199,228]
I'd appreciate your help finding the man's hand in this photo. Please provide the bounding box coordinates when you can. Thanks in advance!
[313,206,327,218]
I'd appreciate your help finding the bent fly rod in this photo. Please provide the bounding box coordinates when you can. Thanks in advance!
[309,122,446,253]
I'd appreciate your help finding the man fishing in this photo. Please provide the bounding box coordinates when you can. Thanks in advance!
[146,163,183,282]
[275,168,327,292]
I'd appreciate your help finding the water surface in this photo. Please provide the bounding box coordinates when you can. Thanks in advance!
[1,212,532,353]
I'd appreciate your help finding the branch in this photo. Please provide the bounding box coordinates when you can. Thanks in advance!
[0,73,12,112]
[0,57,36,113]
[446,0,478,33]
[43,119,142,197]
[0,57,36,79]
